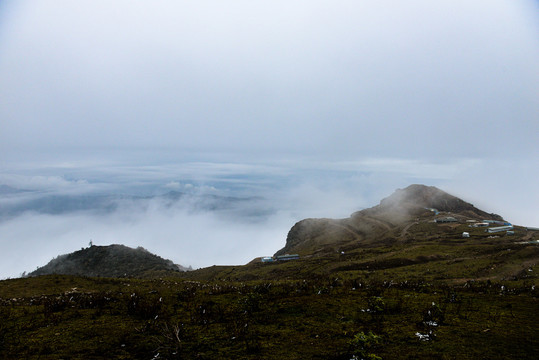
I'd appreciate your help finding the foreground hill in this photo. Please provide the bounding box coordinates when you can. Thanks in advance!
[29,244,190,278]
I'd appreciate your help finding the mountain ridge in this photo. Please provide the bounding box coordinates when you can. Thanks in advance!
[275,184,503,256]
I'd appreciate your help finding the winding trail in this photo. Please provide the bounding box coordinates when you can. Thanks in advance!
[332,222,365,241]
[399,221,419,240]
[361,216,393,232]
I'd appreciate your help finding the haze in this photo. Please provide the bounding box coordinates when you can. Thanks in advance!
[1,0,538,279]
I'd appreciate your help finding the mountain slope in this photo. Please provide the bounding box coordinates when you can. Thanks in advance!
[182,185,537,284]
[29,244,189,278]
[275,184,503,256]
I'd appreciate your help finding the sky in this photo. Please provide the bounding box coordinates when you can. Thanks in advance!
[0,0,538,278]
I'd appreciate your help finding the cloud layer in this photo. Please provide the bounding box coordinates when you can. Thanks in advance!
[1,0,538,159]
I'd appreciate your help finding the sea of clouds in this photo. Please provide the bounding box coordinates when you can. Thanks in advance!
[1,155,537,279]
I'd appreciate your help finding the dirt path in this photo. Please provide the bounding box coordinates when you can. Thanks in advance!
[399,222,419,240]
[361,216,393,231]
[332,223,365,241]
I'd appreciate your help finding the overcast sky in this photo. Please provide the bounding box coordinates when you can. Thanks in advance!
[0,0,538,278]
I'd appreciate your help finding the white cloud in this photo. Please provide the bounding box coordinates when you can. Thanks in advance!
[1,0,537,158]
[164,181,181,190]
[0,195,292,278]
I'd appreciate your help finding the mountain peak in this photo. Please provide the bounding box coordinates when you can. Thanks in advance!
[377,184,501,219]
[379,184,461,211]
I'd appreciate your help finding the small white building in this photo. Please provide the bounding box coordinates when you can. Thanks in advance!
[275,254,300,261]
[462,232,470,238]
[435,217,458,223]
[473,222,489,227]
[487,225,513,233]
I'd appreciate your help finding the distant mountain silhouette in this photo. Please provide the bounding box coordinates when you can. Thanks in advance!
[29,244,190,278]
[0,189,263,218]
[0,185,32,194]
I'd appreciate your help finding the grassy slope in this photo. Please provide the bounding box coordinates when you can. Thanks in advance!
[183,219,539,284]
[0,274,537,359]
[1,221,538,359]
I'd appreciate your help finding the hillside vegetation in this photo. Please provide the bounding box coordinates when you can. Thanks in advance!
[0,184,537,359]
[29,244,189,278]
